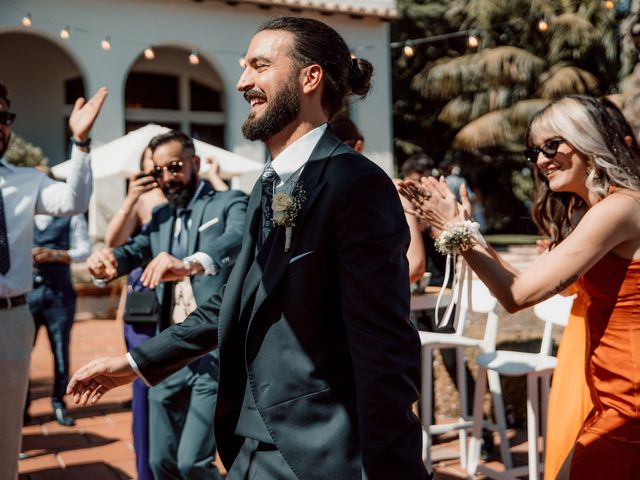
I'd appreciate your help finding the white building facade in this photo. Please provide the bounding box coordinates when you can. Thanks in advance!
[0,0,397,173]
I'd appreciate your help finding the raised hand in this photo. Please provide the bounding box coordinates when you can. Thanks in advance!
[67,356,137,405]
[398,177,460,237]
[69,86,108,142]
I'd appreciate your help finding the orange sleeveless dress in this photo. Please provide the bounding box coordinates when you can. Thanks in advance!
[569,253,640,479]
[543,289,592,480]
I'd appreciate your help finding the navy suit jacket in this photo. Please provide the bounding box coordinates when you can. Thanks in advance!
[130,129,428,479]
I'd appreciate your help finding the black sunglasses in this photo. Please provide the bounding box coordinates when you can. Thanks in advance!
[523,139,565,163]
[152,160,184,178]
[0,112,16,126]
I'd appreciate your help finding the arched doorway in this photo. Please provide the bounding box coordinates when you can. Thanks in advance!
[125,46,226,146]
[0,31,85,165]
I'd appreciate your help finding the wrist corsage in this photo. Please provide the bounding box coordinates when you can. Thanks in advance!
[434,220,483,255]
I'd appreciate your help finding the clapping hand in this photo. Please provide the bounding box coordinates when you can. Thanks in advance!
[397,176,462,237]
[87,248,118,281]
[69,86,108,143]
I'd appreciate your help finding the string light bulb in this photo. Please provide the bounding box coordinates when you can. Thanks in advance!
[60,26,70,40]
[537,19,549,32]
[101,35,111,50]
[403,44,415,58]
[21,13,32,27]
[467,33,479,48]
[189,50,200,65]
[238,57,246,68]
[144,46,155,60]
[604,0,615,9]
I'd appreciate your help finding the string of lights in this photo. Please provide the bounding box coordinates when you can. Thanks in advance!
[6,0,621,62]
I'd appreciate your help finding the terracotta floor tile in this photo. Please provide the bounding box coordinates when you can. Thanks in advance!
[17,453,62,472]
[21,461,122,479]
[58,440,135,465]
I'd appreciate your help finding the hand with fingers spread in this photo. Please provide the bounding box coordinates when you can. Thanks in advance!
[140,251,191,288]
[87,248,118,281]
[69,86,108,143]
[398,176,461,236]
[67,356,137,405]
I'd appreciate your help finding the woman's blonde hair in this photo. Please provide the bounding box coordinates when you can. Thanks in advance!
[527,95,640,246]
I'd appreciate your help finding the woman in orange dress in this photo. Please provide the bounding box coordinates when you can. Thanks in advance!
[400,95,640,479]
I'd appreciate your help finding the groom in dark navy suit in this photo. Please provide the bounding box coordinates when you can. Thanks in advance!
[69,17,429,480]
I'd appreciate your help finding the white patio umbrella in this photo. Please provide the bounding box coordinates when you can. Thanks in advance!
[51,124,264,240]
[51,123,263,179]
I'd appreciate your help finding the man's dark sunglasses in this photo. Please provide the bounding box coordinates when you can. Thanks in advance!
[523,139,564,163]
[152,160,184,178]
[0,112,16,126]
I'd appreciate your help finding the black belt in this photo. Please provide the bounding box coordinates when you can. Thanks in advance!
[0,294,27,310]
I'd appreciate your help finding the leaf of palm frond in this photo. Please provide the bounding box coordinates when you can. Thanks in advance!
[507,99,552,130]
[474,47,546,85]
[548,13,599,63]
[537,66,599,98]
[412,53,481,99]
[438,96,476,128]
[452,109,515,151]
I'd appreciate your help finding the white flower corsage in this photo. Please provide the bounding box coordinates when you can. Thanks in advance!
[272,184,306,252]
[434,220,482,255]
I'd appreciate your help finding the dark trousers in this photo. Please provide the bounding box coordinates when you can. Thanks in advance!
[226,438,297,480]
[124,322,156,480]
[26,284,75,405]
[148,351,222,480]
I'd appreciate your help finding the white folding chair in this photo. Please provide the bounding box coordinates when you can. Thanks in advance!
[466,294,575,479]
[414,261,503,470]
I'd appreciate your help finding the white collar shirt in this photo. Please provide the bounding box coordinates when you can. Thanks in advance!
[0,147,92,297]
[269,123,327,194]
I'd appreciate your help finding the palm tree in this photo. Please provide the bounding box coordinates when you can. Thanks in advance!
[392,0,628,231]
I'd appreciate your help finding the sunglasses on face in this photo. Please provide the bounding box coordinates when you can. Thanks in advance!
[523,139,565,163]
[152,160,184,178]
[0,112,16,126]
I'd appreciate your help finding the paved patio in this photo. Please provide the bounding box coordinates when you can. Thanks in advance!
[19,316,530,479]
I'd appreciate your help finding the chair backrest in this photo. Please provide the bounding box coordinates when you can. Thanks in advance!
[457,278,500,352]
[534,294,575,356]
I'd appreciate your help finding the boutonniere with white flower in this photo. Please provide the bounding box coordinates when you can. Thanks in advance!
[272,184,306,252]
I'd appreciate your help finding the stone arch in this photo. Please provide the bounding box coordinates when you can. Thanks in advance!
[0,30,87,165]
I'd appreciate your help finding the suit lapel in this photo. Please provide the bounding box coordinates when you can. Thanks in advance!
[158,205,174,255]
[220,180,262,335]
[187,182,215,254]
[248,128,340,322]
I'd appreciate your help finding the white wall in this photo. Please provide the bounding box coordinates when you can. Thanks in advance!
[0,0,393,173]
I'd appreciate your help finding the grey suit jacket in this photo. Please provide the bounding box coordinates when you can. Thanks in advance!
[130,130,428,480]
[114,181,247,328]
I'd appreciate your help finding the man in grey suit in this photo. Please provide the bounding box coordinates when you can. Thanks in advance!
[70,17,428,480]
[86,130,247,479]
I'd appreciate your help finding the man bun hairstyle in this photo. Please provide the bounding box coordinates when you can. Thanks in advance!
[258,17,373,118]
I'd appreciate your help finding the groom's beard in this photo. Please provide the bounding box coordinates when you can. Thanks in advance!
[163,170,198,209]
[242,77,300,142]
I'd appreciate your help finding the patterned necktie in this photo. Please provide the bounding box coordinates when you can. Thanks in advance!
[171,209,191,260]
[259,165,278,248]
[0,189,9,275]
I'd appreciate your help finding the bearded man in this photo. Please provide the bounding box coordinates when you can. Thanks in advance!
[70,18,428,480]
[86,130,247,479]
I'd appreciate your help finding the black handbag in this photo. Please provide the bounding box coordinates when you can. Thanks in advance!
[123,291,161,324]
